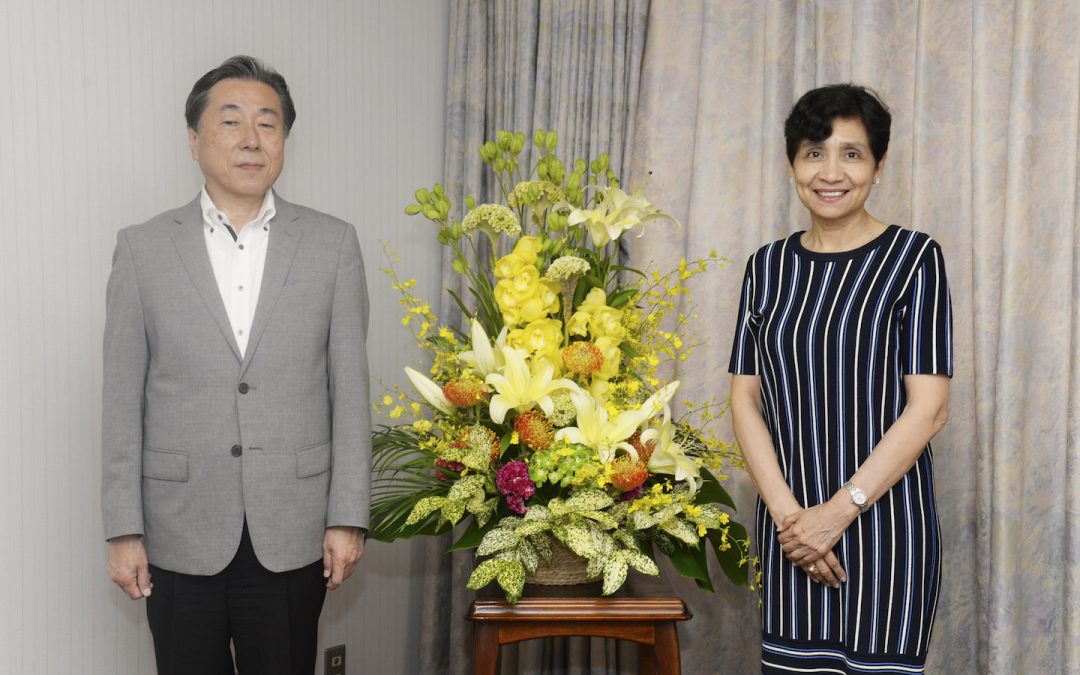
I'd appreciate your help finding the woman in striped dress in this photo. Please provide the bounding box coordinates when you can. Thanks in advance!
[728,84,953,674]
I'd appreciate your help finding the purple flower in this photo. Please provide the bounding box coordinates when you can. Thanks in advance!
[619,485,643,502]
[496,461,536,515]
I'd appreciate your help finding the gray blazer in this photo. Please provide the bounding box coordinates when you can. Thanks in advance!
[101,194,372,574]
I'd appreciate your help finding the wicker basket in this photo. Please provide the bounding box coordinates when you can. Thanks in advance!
[526,539,593,586]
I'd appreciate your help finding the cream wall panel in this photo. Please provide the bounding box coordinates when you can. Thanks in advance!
[0,1,448,673]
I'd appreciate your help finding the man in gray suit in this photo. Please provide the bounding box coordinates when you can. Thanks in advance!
[102,55,370,675]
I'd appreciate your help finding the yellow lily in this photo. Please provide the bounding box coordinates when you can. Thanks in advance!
[642,406,701,494]
[554,382,679,463]
[458,319,507,377]
[404,367,454,415]
[484,346,580,424]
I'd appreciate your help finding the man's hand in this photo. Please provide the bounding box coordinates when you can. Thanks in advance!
[322,526,365,590]
[108,535,152,600]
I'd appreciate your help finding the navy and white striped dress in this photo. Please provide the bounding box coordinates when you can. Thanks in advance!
[728,225,953,674]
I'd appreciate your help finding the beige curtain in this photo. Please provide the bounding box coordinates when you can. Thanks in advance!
[419,2,652,673]
[627,1,1080,673]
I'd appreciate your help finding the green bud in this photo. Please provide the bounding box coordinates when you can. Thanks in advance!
[566,172,581,190]
[538,162,549,181]
[422,205,441,221]
[452,257,468,274]
[465,195,476,210]
[404,204,422,216]
[545,131,557,153]
[598,152,610,170]
[415,188,430,204]
[437,229,452,245]
[450,221,463,239]
[479,142,498,163]
[494,157,507,174]
[512,132,525,154]
[533,129,546,149]
[548,158,565,185]
[433,183,444,197]
[497,130,512,150]
[550,240,564,256]
[609,177,620,189]
[574,159,586,173]
[590,158,601,174]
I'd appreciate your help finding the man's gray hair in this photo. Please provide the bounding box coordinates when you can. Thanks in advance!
[185,55,296,135]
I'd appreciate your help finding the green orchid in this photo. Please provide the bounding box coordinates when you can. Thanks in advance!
[554,381,680,463]
[484,346,580,424]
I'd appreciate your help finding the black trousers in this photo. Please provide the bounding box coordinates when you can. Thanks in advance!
[146,521,327,675]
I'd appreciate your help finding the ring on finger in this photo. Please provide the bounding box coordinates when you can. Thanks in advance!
[808,564,817,573]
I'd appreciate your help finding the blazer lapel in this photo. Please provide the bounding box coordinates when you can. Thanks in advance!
[239,194,303,378]
[169,197,243,363]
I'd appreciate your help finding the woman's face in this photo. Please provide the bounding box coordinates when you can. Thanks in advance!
[790,117,885,226]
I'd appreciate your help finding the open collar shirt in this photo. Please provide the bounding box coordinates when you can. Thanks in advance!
[200,187,276,357]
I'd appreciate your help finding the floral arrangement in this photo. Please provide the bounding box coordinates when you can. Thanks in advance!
[370,130,751,603]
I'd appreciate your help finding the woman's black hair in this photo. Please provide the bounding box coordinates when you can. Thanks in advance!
[784,84,891,165]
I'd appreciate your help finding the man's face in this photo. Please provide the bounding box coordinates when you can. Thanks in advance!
[188,78,285,207]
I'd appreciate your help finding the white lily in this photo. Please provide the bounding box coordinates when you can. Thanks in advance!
[484,346,579,424]
[642,407,701,494]
[566,185,675,248]
[404,366,454,415]
[554,381,680,463]
[458,319,507,378]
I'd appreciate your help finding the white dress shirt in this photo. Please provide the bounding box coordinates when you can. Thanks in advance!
[200,188,276,356]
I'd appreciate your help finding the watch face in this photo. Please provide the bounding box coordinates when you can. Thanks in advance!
[852,491,867,506]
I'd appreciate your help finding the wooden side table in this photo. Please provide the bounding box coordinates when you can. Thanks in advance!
[467,597,692,675]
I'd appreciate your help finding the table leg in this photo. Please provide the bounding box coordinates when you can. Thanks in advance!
[638,642,657,674]
[472,623,499,675]
[654,622,681,675]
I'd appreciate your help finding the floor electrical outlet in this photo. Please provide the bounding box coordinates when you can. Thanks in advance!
[325,644,346,675]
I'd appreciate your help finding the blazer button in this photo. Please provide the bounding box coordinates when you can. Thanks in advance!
[238,382,249,394]
[231,444,242,457]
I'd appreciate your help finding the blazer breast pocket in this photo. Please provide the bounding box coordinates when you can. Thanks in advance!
[142,447,189,482]
[296,440,331,478]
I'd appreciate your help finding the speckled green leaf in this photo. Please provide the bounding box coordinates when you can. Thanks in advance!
[473,498,498,528]
[581,511,619,530]
[531,533,553,562]
[630,510,656,530]
[448,474,485,501]
[518,538,539,572]
[602,557,629,595]
[565,490,614,513]
[497,561,526,603]
[476,527,519,556]
[613,528,640,548]
[405,496,447,526]
[586,554,605,579]
[515,520,552,538]
[467,558,507,590]
[524,504,550,521]
[662,518,700,545]
[562,523,598,558]
[623,550,659,576]
[442,499,466,525]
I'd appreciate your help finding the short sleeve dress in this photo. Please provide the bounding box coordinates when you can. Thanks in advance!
[728,225,953,674]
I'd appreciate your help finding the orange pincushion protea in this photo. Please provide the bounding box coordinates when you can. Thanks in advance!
[452,424,502,463]
[513,410,554,450]
[628,431,656,465]
[442,376,489,408]
[610,455,649,492]
[561,341,603,375]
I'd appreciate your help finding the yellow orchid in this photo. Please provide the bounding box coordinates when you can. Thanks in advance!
[554,382,680,463]
[566,185,675,248]
[642,407,702,494]
[404,366,454,415]
[484,346,580,424]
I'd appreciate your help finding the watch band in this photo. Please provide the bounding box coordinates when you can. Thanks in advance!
[842,481,871,514]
